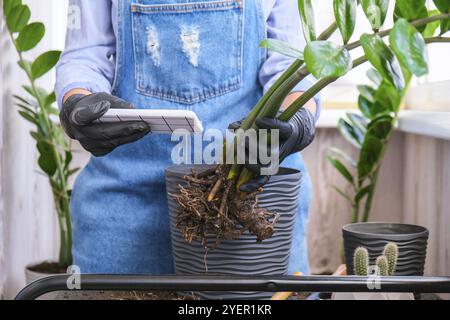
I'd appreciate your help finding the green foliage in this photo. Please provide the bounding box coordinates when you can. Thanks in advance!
[298,0,316,43]
[361,34,405,91]
[304,41,352,78]
[3,1,75,267]
[423,10,441,37]
[394,0,428,32]
[333,0,357,44]
[390,19,428,77]
[354,247,369,276]
[361,0,390,31]
[433,0,450,34]
[208,0,450,220]
[32,51,62,79]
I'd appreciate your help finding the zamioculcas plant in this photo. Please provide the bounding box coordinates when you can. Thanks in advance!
[173,0,450,248]
[328,0,450,224]
[3,0,77,268]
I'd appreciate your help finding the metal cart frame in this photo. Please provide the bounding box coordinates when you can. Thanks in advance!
[15,274,450,300]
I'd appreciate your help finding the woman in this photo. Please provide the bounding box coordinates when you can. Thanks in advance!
[56,0,319,275]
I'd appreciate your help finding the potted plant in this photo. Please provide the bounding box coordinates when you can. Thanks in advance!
[333,243,414,300]
[326,0,449,275]
[3,0,76,283]
[167,0,450,299]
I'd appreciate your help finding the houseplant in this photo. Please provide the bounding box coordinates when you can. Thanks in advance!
[3,0,76,281]
[167,0,450,298]
[326,0,448,274]
[333,243,414,300]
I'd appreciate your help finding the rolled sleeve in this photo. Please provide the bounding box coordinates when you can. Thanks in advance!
[260,0,321,120]
[55,0,116,108]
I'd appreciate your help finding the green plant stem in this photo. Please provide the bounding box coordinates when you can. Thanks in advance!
[279,56,367,121]
[425,36,450,43]
[230,22,339,182]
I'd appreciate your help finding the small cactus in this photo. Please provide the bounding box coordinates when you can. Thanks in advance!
[383,242,398,276]
[376,256,389,276]
[353,247,369,276]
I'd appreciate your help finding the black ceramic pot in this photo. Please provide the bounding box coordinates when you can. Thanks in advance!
[165,165,302,299]
[343,222,429,276]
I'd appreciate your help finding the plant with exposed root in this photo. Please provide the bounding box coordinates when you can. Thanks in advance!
[172,0,450,250]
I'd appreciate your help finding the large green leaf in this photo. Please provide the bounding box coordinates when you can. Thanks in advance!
[6,4,30,33]
[18,110,38,125]
[338,118,363,148]
[390,19,428,77]
[347,112,368,135]
[367,115,394,140]
[361,0,389,31]
[357,135,384,179]
[15,22,45,52]
[3,0,22,17]
[360,34,405,91]
[31,50,61,79]
[328,147,357,167]
[423,10,441,37]
[327,155,354,184]
[367,68,383,86]
[298,0,316,43]
[433,0,450,13]
[394,0,428,32]
[374,80,402,112]
[357,85,376,103]
[260,39,303,60]
[358,96,375,119]
[333,0,357,44]
[37,141,57,176]
[304,41,352,79]
[432,1,450,34]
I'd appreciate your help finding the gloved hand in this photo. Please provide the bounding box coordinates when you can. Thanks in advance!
[229,108,316,193]
[60,92,151,157]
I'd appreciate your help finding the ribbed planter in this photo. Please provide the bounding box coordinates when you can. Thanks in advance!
[343,222,429,276]
[166,165,301,300]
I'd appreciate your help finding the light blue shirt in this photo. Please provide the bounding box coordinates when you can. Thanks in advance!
[56,0,319,117]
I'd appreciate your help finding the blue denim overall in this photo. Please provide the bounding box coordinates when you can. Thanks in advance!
[70,0,313,275]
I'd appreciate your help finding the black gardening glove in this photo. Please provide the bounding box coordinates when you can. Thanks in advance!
[60,92,150,157]
[229,108,316,193]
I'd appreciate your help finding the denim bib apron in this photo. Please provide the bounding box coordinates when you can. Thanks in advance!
[70,0,312,275]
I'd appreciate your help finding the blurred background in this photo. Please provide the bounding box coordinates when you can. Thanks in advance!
[1,0,449,299]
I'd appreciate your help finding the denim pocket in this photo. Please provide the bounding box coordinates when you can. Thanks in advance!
[131,0,244,104]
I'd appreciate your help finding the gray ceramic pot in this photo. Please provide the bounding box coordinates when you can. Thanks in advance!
[343,222,429,276]
[165,165,302,300]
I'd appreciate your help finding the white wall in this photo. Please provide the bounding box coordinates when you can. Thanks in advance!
[0,0,68,299]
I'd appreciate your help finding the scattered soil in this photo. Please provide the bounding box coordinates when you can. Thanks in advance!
[56,291,198,300]
[28,262,68,274]
[170,165,279,252]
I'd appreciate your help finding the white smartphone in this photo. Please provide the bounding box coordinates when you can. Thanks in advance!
[98,109,203,134]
